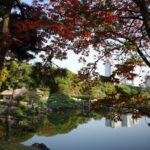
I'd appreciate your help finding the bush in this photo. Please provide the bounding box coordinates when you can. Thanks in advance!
[13,108,25,119]
[118,84,131,95]
[47,93,75,110]
[90,83,116,99]
[17,91,40,105]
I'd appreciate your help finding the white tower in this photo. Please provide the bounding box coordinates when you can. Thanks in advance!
[105,58,112,77]
[145,76,150,88]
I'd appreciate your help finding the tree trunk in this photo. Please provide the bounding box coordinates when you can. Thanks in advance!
[137,48,150,68]
[139,1,150,39]
[0,1,13,71]
[133,0,150,39]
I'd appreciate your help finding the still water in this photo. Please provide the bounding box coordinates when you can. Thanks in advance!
[22,111,150,150]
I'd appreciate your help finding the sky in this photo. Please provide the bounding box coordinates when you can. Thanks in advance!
[23,0,149,87]
[30,49,105,75]
[23,0,31,4]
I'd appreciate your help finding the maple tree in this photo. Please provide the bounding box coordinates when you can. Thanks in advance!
[0,0,150,79]
[45,0,150,80]
[48,0,149,64]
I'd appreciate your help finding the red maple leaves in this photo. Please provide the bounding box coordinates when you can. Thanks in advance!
[70,0,78,6]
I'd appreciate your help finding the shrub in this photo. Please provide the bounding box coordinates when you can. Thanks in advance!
[13,108,25,119]
[47,93,75,110]
[118,84,131,95]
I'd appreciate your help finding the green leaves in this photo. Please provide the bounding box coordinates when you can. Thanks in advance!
[0,60,33,90]
[47,93,75,109]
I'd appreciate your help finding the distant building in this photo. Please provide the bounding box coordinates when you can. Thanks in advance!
[105,58,112,77]
[0,87,27,102]
[104,58,135,86]
[145,76,150,88]
[0,90,13,102]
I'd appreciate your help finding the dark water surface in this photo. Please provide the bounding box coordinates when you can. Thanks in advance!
[22,111,150,150]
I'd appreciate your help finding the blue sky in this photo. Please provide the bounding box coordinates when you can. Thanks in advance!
[23,0,31,4]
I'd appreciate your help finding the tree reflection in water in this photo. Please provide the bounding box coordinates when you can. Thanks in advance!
[0,106,150,143]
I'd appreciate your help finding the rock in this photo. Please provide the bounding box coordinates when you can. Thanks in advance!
[32,143,50,150]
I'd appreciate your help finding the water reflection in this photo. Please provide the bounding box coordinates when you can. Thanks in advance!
[145,117,150,127]
[106,113,140,128]
[23,116,150,150]
[0,107,150,150]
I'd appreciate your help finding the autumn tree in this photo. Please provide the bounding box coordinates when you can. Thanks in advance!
[0,0,149,79]
[46,0,150,77]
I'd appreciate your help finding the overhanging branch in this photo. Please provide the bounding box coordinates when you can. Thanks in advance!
[136,47,150,67]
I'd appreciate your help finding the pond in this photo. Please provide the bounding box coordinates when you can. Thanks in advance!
[1,108,150,150]
[23,109,150,150]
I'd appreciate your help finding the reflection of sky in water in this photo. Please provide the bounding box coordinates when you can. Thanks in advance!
[23,116,150,150]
